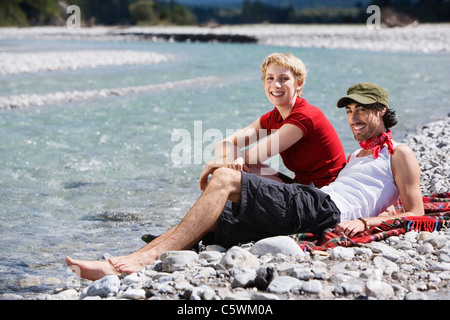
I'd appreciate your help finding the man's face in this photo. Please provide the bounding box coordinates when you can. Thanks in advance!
[345,103,386,141]
[263,64,301,109]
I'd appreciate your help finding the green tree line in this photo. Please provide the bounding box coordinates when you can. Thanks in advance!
[0,0,61,26]
[194,0,449,25]
[0,0,197,27]
[70,0,196,26]
[1,0,448,27]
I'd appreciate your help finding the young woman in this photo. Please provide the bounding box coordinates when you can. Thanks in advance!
[199,53,346,190]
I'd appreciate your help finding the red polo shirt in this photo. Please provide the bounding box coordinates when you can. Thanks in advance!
[260,97,346,188]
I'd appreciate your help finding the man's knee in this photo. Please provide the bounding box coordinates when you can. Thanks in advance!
[210,167,239,185]
[209,168,241,194]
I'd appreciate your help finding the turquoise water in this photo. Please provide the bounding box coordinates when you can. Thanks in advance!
[0,38,449,295]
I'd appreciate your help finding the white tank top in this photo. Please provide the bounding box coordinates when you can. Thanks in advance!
[321,144,400,222]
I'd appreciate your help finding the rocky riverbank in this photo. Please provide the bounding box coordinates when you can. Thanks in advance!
[403,116,450,195]
[2,116,449,301]
[6,229,450,301]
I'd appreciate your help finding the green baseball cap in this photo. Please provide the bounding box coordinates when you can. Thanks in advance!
[337,82,389,108]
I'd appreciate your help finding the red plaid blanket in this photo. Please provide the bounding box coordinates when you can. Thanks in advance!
[292,192,450,252]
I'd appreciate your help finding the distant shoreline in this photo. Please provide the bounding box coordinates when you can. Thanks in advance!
[1,23,449,53]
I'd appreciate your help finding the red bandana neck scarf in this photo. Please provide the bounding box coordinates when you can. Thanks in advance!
[359,130,395,159]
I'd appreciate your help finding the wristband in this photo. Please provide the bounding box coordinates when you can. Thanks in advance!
[358,217,370,231]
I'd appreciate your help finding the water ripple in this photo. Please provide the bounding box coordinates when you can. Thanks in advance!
[0,50,173,75]
[0,76,219,110]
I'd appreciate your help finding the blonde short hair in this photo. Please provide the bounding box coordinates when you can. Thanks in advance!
[261,53,307,97]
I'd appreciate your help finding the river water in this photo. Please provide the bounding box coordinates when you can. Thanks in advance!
[0,37,449,295]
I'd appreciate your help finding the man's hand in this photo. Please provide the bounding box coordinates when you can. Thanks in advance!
[199,157,245,191]
[199,162,215,191]
[333,219,366,238]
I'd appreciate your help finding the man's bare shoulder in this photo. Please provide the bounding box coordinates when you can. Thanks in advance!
[391,143,420,171]
[393,143,416,155]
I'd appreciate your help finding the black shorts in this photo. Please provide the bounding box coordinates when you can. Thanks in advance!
[209,172,341,248]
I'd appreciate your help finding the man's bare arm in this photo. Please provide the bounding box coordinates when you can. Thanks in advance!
[335,144,424,237]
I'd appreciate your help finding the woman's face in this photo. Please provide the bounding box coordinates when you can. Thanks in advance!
[263,64,301,109]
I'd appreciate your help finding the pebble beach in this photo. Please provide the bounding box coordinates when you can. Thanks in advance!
[0,24,449,301]
[2,115,448,302]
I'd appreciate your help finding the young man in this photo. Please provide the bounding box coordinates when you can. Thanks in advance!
[66,82,424,281]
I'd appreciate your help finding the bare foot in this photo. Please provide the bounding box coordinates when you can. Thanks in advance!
[109,251,158,275]
[66,256,120,281]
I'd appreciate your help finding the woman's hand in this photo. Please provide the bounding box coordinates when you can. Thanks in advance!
[231,157,245,172]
